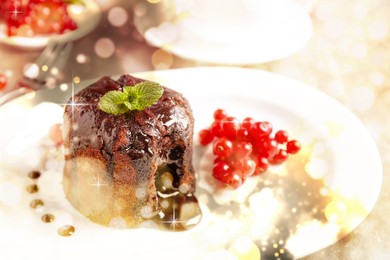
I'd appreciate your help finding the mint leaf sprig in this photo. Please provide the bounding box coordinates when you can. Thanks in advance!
[98,81,164,115]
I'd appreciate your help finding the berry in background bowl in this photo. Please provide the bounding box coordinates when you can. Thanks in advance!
[0,0,101,48]
[0,73,8,90]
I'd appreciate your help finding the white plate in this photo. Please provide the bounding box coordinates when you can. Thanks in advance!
[0,67,382,259]
[0,0,101,49]
[135,0,312,65]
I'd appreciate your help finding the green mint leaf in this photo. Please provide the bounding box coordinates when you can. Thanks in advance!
[98,90,129,115]
[122,86,133,97]
[98,81,164,115]
[123,100,132,110]
[132,82,164,111]
[123,86,137,102]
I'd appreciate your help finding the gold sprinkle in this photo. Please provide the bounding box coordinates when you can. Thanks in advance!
[30,199,44,209]
[273,243,278,248]
[26,184,39,193]
[28,170,41,179]
[73,76,80,84]
[41,214,55,223]
[280,248,285,254]
[58,225,75,236]
[274,252,280,257]
[42,65,48,71]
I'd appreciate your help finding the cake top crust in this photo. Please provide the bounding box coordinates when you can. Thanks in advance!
[64,75,194,162]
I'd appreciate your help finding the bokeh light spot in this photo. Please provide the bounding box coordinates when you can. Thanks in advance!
[108,7,128,27]
[305,158,328,179]
[350,87,375,111]
[368,20,388,41]
[133,2,147,17]
[370,72,384,86]
[23,63,39,79]
[76,54,88,64]
[151,49,173,69]
[94,38,115,58]
[351,44,367,59]
[60,83,68,91]
[325,201,347,223]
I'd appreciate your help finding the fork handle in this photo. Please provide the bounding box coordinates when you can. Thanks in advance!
[0,87,32,107]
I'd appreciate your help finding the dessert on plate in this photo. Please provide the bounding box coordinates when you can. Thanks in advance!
[62,74,200,229]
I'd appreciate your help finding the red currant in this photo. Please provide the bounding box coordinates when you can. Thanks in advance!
[237,128,251,141]
[214,156,227,164]
[286,140,301,154]
[253,156,269,175]
[210,120,223,138]
[223,173,244,189]
[234,158,256,176]
[234,142,253,158]
[198,129,214,146]
[222,172,244,189]
[254,138,278,158]
[265,139,279,158]
[213,138,233,158]
[213,162,243,189]
[221,116,240,140]
[241,117,255,130]
[213,109,227,121]
[270,149,288,164]
[0,74,7,90]
[251,121,273,138]
[212,161,232,180]
[274,130,288,144]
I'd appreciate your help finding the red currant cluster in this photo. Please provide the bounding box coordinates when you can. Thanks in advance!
[0,0,77,37]
[198,109,301,189]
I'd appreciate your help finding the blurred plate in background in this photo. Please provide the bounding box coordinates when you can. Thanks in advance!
[135,0,312,65]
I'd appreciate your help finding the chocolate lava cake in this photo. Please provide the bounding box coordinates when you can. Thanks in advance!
[62,74,199,228]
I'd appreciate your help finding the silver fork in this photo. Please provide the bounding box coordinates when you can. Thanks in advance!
[0,41,73,106]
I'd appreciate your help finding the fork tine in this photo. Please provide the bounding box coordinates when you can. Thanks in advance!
[32,42,57,69]
[23,42,58,82]
[35,42,73,83]
[45,42,72,69]
[48,43,73,73]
